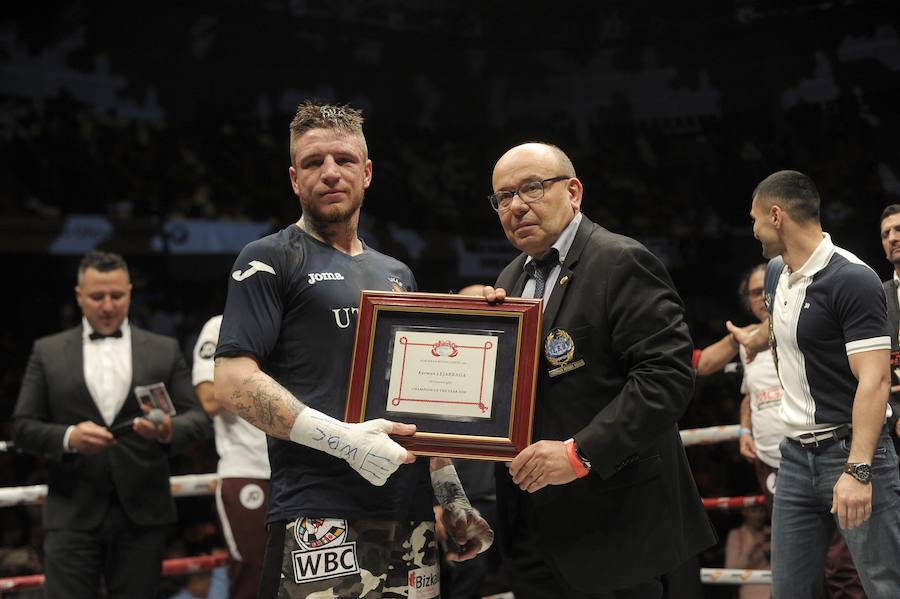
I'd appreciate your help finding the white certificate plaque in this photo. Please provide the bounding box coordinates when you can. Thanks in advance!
[385,330,499,419]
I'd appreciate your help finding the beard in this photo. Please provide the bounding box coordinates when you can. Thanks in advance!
[300,192,364,226]
[759,238,783,260]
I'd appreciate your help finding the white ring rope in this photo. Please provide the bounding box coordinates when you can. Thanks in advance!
[702,568,772,585]
[0,424,741,507]
[680,424,741,446]
[0,473,219,508]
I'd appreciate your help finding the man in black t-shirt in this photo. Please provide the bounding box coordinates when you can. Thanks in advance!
[214,101,492,598]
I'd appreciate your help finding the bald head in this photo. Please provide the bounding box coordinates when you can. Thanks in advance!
[492,143,576,185]
[491,142,583,258]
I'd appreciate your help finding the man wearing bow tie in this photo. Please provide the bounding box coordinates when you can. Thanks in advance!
[12,250,210,599]
[483,142,714,598]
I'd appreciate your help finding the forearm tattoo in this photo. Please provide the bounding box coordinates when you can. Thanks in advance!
[235,373,302,439]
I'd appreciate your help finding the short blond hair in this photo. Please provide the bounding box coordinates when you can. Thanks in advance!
[289,101,368,164]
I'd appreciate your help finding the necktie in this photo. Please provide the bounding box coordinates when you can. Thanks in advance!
[524,249,559,299]
[89,329,123,341]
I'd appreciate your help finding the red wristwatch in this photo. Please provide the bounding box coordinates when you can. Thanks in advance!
[565,438,590,478]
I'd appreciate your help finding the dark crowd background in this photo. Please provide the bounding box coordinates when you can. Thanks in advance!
[1,1,899,596]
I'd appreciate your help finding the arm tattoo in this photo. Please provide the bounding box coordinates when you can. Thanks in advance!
[233,373,303,439]
[231,390,253,421]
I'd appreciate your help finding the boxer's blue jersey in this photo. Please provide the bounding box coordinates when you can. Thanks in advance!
[218,225,433,522]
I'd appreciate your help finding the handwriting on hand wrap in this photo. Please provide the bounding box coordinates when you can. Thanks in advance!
[360,450,397,480]
[312,427,359,461]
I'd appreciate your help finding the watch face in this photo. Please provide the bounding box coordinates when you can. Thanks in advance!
[847,463,872,482]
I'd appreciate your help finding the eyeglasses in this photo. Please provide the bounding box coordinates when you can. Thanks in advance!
[488,176,570,212]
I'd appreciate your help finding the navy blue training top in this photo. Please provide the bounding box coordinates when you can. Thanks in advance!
[217,225,434,523]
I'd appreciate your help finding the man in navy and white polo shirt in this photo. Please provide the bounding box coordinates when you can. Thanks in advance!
[749,170,900,597]
[213,101,492,598]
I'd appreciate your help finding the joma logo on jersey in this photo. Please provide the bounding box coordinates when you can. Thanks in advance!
[388,275,404,292]
[291,542,359,583]
[232,260,275,281]
[332,307,359,329]
[308,272,345,285]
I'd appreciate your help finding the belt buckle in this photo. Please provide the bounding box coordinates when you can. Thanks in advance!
[798,432,820,447]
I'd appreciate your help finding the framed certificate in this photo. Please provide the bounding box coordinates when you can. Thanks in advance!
[344,291,542,461]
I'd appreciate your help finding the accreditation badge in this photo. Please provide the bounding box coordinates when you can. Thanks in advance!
[545,328,585,378]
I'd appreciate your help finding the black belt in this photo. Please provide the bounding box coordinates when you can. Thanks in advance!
[786,424,850,448]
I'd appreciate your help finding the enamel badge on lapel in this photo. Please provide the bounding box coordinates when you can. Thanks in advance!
[545,328,585,378]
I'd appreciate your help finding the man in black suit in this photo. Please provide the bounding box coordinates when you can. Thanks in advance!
[483,143,715,598]
[12,250,210,599]
[878,204,900,450]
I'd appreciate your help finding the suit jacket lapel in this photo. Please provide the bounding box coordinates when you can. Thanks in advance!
[541,215,593,337]
[886,280,900,349]
[69,327,105,421]
[126,327,145,416]
[497,254,530,297]
[510,269,529,297]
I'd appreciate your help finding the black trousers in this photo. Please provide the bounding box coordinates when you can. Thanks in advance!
[495,467,665,599]
[43,498,166,599]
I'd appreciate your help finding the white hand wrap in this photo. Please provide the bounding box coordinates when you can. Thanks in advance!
[431,464,494,554]
[289,408,408,486]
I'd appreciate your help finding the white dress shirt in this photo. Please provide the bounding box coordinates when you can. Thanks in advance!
[523,212,583,306]
[64,318,133,450]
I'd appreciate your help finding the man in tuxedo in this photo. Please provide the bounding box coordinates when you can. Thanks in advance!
[12,250,210,599]
[877,204,900,451]
[483,142,715,598]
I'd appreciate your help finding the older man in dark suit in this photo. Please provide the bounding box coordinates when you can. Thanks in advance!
[483,143,715,598]
[12,250,210,599]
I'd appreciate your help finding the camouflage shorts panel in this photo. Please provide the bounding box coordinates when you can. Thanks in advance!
[276,517,439,599]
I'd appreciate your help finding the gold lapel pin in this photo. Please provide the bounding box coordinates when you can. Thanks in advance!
[559,276,569,286]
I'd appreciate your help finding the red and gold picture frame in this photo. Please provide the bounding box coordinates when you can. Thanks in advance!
[344,291,542,461]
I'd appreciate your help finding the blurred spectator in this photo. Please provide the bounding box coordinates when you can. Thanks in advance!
[724,506,771,599]
[163,523,228,599]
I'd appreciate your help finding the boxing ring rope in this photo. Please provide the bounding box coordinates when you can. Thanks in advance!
[702,495,766,509]
[1,425,770,587]
[701,568,772,585]
[0,473,220,508]
[680,423,741,446]
[0,426,738,508]
[0,554,228,592]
